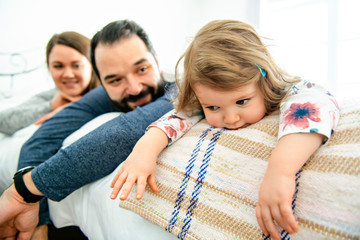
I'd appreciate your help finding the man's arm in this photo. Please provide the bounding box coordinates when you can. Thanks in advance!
[31,91,174,201]
[18,86,117,169]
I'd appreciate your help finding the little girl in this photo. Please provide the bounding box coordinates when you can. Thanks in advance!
[110,20,339,240]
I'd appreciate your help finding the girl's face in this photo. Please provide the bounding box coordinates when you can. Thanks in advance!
[48,44,92,98]
[193,82,267,130]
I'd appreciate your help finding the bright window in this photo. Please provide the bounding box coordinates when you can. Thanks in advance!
[259,0,360,99]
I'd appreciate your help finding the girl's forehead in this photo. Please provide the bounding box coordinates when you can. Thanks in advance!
[193,82,260,101]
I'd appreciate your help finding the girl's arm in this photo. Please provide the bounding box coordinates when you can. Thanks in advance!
[256,80,340,240]
[256,132,324,240]
[110,127,168,200]
[110,109,203,200]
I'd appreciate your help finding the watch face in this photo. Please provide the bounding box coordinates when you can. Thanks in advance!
[17,166,35,173]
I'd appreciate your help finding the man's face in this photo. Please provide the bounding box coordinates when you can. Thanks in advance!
[95,35,162,110]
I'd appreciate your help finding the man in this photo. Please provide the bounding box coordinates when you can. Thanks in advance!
[0,19,175,239]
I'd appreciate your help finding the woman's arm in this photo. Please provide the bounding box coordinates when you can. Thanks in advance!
[0,88,58,135]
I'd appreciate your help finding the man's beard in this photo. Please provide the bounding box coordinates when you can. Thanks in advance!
[110,87,156,112]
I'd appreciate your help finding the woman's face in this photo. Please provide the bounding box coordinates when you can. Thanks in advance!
[48,44,92,98]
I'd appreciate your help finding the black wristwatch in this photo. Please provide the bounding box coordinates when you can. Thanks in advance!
[13,166,43,203]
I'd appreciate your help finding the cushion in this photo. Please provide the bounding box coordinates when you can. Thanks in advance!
[119,101,360,240]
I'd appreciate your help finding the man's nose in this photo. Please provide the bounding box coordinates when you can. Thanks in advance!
[126,76,142,95]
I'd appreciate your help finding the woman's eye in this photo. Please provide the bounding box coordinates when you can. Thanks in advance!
[73,64,81,69]
[236,99,249,105]
[206,106,219,111]
[53,65,62,69]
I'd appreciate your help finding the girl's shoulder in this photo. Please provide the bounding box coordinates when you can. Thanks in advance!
[287,80,330,97]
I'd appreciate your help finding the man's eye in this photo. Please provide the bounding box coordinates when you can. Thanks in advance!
[110,78,122,84]
[206,106,219,111]
[138,66,147,73]
[236,99,249,105]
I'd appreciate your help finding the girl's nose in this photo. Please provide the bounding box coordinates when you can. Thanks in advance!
[223,111,240,125]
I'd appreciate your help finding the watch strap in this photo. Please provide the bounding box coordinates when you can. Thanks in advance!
[13,167,43,203]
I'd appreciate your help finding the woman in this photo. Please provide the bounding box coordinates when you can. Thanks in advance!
[0,31,100,239]
[0,31,100,135]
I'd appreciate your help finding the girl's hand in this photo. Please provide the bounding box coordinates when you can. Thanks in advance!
[255,133,323,239]
[110,149,159,201]
[256,168,298,240]
[110,127,169,201]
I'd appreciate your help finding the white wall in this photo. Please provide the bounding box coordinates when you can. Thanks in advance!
[0,0,259,97]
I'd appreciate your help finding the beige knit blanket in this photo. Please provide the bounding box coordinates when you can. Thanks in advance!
[119,102,360,240]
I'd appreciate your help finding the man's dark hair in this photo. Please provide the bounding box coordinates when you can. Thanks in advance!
[91,19,156,79]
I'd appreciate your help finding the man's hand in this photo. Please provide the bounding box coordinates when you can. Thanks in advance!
[0,184,39,240]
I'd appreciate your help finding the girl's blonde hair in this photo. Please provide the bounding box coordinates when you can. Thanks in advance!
[175,19,301,115]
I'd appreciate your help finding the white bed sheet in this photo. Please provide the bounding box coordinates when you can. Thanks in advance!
[0,124,40,194]
[48,112,176,240]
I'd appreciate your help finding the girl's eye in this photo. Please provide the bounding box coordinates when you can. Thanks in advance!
[73,64,81,69]
[236,99,249,105]
[206,106,219,111]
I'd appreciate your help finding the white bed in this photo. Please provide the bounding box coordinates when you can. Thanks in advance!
[47,100,360,240]
[1,51,359,239]
[1,96,359,239]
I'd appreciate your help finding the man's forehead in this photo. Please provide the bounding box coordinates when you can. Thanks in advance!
[94,36,157,80]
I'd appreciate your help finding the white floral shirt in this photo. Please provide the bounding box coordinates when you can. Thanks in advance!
[148,80,340,145]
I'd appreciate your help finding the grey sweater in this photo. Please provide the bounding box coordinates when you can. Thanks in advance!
[0,88,58,135]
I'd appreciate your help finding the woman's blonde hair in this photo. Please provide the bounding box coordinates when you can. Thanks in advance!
[175,19,301,115]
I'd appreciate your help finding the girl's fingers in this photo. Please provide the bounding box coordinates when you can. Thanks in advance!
[280,204,298,233]
[258,204,280,240]
[119,175,137,200]
[110,172,127,199]
[110,170,122,188]
[135,176,148,200]
[255,204,268,236]
[147,175,159,193]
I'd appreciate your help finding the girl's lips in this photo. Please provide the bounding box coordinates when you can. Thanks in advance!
[225,124,249,130]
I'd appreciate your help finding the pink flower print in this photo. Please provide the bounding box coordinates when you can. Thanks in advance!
[282,102,321,130]
[167,115,187,132]
[163,126,177,141]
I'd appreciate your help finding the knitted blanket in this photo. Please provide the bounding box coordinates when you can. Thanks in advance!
[119,102,360,240]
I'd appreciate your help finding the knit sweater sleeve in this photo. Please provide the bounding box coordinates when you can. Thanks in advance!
[30,86,174,201]
[0,88,57,135]
[18,86,117,169]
